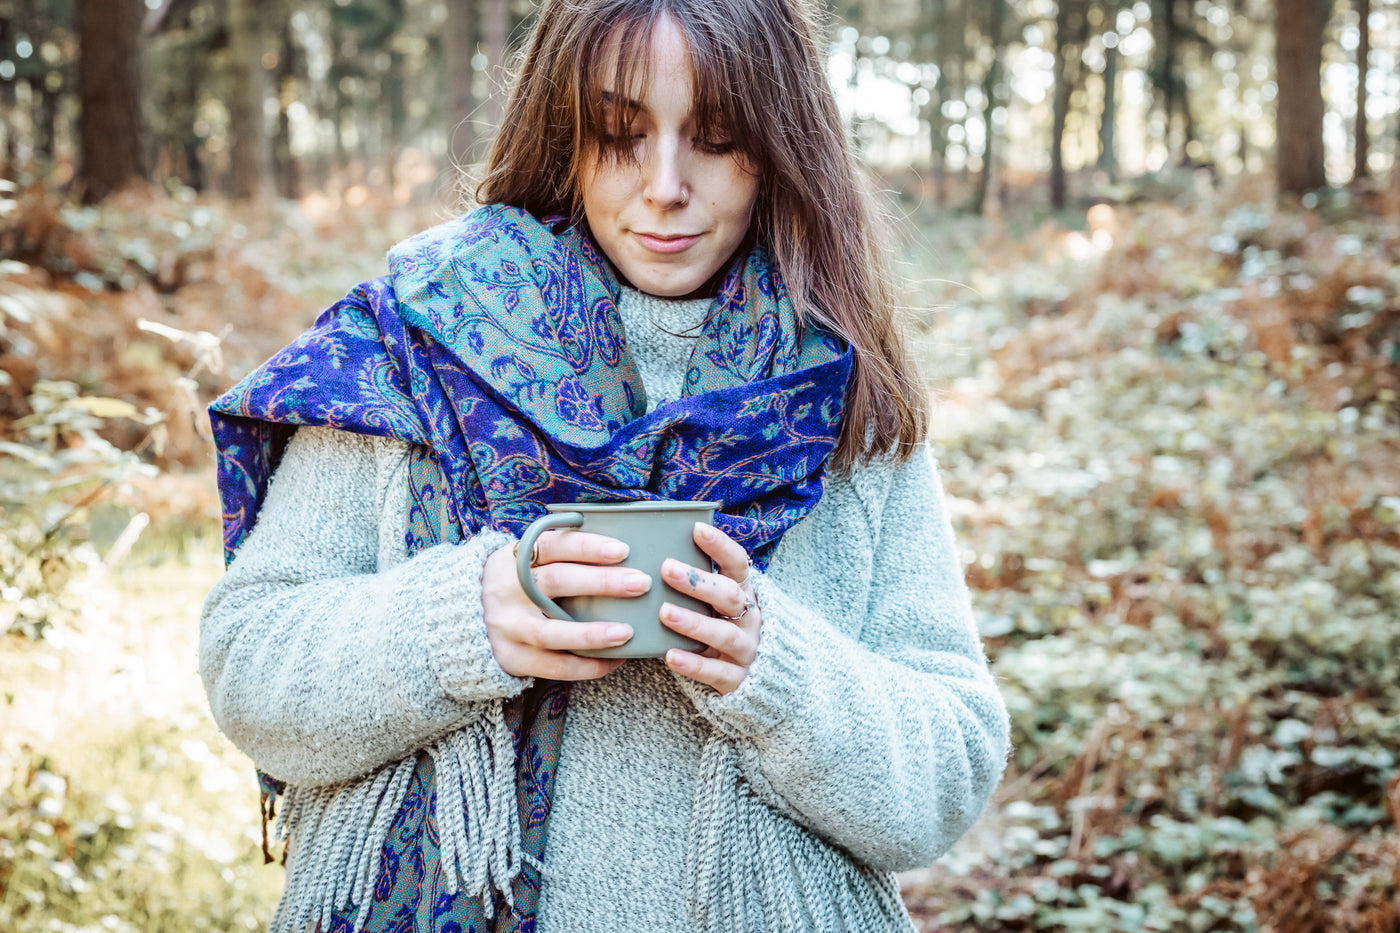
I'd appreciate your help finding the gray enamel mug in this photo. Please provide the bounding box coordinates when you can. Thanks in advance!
[515,500,719,659]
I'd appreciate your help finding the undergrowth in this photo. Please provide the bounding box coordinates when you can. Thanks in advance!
[902,188,1400,931]
[3,175,1399,930]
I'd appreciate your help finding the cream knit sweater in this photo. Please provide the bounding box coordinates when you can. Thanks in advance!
[200,288,1009,932]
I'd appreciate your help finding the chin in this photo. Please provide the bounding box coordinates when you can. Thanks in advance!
[629,272,707,299]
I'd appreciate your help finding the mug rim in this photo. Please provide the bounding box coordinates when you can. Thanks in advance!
[544,499,720,513]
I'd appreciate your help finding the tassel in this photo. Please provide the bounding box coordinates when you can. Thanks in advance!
[263,707,523,933]
[428,701,522,917]
[685,737,915,933]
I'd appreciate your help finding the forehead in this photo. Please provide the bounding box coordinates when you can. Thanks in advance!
[593,14,695,99]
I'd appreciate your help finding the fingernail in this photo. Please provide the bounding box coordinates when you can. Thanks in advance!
[697,524,716,541]
[607,625,632,643]
[626,572,652,594]
[665,649,682,667]
[602,541,629,560]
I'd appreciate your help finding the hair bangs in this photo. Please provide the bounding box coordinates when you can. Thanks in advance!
[574,10,657,165]
[570,3,769,173]
[677,16,771,173]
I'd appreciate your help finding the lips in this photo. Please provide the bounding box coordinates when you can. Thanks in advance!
[633,232,702,254]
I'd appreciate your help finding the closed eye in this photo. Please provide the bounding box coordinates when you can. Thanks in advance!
[694,135,737,156]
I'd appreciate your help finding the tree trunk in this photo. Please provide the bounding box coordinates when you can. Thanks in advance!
[1149,0,1181,161]
[1181,79,1199,162]
[1353,0,1369,181]
[481,0,508,140]
[1049,0,1077,208]
[382,0,407,189]
[973,0,1005,215]
[1,15,16,174]
[229,0,271,200]
[445,0,476,171]
[273,0,301,199]
[76,0,147,202]
[328,16,349,176]
[922,0,948,206]
[1097,40,1119,180]
[37,80,57,160]
[948,0,969,191]
[1167,0,1184,160]
[1274,0,1326,195]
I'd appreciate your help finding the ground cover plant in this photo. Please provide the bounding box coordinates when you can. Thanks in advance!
[899,186,1400,931]
[1,176,1397,930]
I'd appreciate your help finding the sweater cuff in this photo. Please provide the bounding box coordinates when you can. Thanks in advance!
[678,572,816,739]
[413,529,531,703]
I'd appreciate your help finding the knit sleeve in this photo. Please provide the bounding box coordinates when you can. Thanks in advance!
[674,446,1009,873]
[199,425,528,788]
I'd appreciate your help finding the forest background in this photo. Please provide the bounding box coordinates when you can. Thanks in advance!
[1,0,1399,930]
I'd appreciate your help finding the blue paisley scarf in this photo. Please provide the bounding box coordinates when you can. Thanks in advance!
[209,204,850,932]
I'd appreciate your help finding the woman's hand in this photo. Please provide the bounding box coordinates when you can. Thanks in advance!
[481,531,646,681]
[660,523,761,695]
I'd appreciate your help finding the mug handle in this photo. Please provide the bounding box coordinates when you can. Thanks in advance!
[515,512,585,621]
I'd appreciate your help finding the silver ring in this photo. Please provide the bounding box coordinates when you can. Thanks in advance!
[718,595,755,622]
[738,559,754,589]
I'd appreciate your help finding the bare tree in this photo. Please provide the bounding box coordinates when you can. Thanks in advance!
[1050,0,1088,208]
[1274,0,1326,194]
[76,0,147,202]
[481,0,509,135]
[272,0,302,199]
[1353,0,1369,182]
[445,0,476,172]
[972,0,1006,215]
[229,0,271,200]
[1098,32,1119,180]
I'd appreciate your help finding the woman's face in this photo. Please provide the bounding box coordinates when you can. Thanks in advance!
[579,16,760,299]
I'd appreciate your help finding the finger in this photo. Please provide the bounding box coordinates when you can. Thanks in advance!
[665,648,746,695]
[660,558,749,620]
[660,603,755,666]
[501,644,626,682]
[531,561,652,599]
[692,523,752,584]
[521,618,635,653]
[533,529,631,565]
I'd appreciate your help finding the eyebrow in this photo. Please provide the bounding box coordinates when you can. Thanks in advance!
[598,90,646,112]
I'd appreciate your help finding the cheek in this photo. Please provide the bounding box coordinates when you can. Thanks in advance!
[722,163,760,224]
[728,184,759,230]
[579,161,631,221]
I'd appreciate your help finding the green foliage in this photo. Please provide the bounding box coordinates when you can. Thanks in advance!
[0,184,432,931]
[0,379,158,639]
[904,191,1400,930]
[7,182,1400,931]
[1,728,278,932]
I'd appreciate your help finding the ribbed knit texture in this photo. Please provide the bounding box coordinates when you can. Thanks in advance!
[200,287,1010,932]
[615,286,710,409]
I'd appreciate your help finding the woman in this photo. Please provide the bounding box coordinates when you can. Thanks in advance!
[201,0,1009,930]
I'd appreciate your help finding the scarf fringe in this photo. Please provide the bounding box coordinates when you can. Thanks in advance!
[265,704,522,933]
[685,737,915,933]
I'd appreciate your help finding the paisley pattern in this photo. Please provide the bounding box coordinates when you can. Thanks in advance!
[208,205,850,932]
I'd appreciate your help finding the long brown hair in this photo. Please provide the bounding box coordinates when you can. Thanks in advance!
[476,0,927,469]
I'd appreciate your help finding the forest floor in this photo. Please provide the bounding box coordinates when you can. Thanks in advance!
[2,172,1399,931]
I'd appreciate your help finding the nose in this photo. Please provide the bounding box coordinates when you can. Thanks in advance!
[643,134,688,209]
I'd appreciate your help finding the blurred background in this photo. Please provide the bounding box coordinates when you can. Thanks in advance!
[1,1,1398,931]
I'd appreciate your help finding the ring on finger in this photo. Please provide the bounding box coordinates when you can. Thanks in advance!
[717,595,756,622]
[738,558,755,588]
[512,539,542,567]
